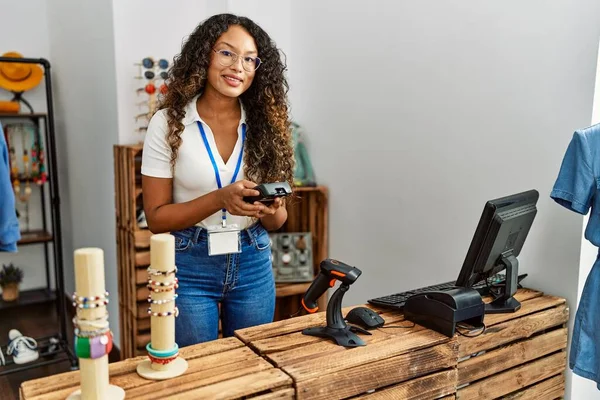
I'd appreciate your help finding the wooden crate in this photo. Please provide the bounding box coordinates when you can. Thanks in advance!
[456,288,569,400]
[114,145,330,359]
[235,288,568,399]
[20,288,568,399]
[274,186,329,321]
[236,305,458,399]
[114,144,150,359]
[20,337,294,400]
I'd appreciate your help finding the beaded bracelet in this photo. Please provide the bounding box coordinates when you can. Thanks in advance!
[72,291,109,303]
[75,331,113,359]
[148,353,178,365]
[147,284,178,293]
[72,299,109,309]
[75,326,110,338]
[146,342,179,358]
[73,317,110,331]
[74,316,107,324]
[147,266,177,276]
[73,314,109,324]
[147,307,179,317]
[147,294,178,304]
[147,278,178,287]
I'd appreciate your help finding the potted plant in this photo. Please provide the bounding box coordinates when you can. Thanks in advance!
[0,263,24,302]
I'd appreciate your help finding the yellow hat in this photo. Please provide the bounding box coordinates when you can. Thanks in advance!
[0,52,43,93]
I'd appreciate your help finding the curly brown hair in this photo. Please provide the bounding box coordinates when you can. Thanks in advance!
[159,14,294,187]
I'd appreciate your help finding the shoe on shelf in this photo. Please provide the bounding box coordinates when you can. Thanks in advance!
[47,337,59,353]
[7,329,38,365]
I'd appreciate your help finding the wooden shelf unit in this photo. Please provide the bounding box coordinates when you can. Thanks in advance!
[0,288,56,310]
[274,186,329,321]
[114,144,329,359]
[114,144,145,359]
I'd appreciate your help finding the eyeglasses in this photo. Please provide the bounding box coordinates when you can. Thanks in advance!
[212,49,262,72]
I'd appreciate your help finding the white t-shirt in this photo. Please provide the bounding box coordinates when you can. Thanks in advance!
[141,94,254,229]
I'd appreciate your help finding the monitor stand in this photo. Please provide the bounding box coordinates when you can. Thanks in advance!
[485,254,521,314]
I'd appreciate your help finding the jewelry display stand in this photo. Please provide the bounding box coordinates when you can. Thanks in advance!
[67,248,124,400]
[137,234,188,379]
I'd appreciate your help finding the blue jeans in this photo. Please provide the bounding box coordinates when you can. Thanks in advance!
[172,223,275,347]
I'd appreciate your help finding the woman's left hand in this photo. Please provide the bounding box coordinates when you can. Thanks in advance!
[256,197,283,218]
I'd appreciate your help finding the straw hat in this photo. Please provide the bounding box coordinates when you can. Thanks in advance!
[0,52,43,92]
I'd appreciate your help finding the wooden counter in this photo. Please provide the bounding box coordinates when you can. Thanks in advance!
[19,337,293,400]
[235,288,569,399]
[20,288,568,399]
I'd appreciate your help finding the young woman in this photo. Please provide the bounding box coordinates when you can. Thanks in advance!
[141,14,294,346]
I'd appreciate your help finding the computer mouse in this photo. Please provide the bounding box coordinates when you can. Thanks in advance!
[345,307,385,330]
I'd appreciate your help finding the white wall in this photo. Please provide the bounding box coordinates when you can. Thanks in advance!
[112,0,210,145]
[289,1,600,398]
[112,0,292,145]
[46,0,121,345]
[0,0,54,293]
[227,0,292,76]
[0,0,50,111]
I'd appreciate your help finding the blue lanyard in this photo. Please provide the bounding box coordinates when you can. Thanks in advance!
[197,121,246,226]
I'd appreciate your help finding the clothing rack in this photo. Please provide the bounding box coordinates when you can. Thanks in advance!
[0,56,77,375]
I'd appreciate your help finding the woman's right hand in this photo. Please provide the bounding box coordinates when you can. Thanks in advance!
[219,180,265,217]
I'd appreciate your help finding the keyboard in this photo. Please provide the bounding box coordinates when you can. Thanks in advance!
[368,273,527,310]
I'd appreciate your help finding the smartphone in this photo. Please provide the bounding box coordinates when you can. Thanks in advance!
[243,181,292,205]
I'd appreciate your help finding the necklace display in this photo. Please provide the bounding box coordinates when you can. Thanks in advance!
[5,123,48,231]
[28,124,47,186]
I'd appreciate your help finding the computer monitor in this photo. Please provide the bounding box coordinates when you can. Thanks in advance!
[455,189,539,313]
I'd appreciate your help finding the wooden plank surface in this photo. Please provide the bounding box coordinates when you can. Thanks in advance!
[135,229,152,249]
[22,288,568,400]
[238,303,391,345]
[353,369,457,400]
[278,328,450,381]
[482,294,564,327]
[136,251,150,267]
[458,304,568,358]
[136,332,151,349]
[137,317,150,332]
[136,267,147,285]
[122,349,274,398]
[159,369,292,400]
[20,337,249,399]
[295,341,457,400]
[249,314,414,355]
[503,374,565,400]
[458,328,567,385]
[251,388,295,399]
[457,352,566,400]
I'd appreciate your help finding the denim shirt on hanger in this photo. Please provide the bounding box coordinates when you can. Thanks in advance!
[551,122,600,388]
[0,122,20,252]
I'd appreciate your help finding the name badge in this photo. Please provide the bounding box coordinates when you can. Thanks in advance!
[207,224,241,256]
